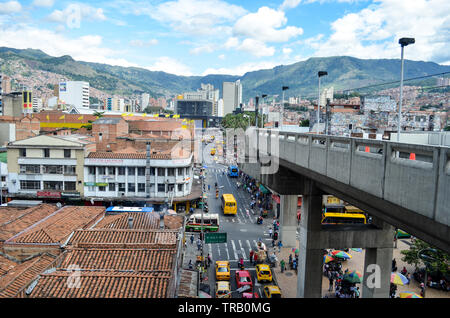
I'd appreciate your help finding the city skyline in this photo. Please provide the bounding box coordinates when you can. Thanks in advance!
[0,0,448,77]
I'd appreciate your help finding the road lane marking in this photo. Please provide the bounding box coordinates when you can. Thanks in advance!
[231,240,239,260]
[238,240,247,260]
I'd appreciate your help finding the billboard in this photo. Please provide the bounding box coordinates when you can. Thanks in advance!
[59,82,67,92]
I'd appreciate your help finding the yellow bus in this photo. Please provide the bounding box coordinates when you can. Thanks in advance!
[321,212,366,225]
[344,206,364,214]
[221,194,237,215]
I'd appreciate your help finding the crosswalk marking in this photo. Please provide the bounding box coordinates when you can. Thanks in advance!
[231,240,239,260]
[238,240,247,260]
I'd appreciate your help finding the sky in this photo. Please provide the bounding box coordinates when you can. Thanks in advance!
[0,0,449,76]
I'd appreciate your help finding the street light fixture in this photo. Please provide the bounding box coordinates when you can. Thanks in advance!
[281,86,289,129]
[397,37,415,142]
[317,71,328,134]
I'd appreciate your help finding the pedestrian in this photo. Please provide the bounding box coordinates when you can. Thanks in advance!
[280,259,285,273]
[328,271,334,291]
[289,254,293,269]
[392,258,397,272]
[253,252,258,265]
[197,238,202,251]
[269,228,273,238]
[277,240,283,253]
[355,287,360,298]
[249,250,254,263]
[190,234,194,244]
[188,260,193,270]
[420,282,425,297]
[207,253,212,266]
[272,239,275,248]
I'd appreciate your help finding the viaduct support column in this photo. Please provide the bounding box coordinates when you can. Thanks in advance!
[362,219,394,298]
[279,195,298,248]
[297,183,323,298]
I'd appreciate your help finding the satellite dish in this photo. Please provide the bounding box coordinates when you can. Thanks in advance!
[56,202,62,208]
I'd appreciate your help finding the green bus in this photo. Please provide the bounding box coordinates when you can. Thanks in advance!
[185,213,219,232]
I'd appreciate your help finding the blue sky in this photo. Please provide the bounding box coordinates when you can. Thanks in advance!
[0,0,449,76]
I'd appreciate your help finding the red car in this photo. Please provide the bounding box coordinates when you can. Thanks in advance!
[235,270,253,292]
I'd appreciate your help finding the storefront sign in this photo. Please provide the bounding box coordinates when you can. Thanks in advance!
[61,192,81,198]
[37,191,61,198]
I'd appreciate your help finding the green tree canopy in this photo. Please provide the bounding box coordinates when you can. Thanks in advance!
[401,238,449,275]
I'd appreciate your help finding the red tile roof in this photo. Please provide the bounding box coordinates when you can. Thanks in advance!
[0,255,16,277]
[0,204,60,242]
[67,229,178,248]
[25,271,171,298]
[87,152,170,160]
[0,253,57,298]
[94,212,160,230]
[60,248,176,272]
[5,206,105,245]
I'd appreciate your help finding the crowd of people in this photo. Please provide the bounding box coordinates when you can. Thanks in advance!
[323,262,360,298]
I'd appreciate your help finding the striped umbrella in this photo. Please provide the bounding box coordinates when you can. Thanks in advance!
[351,248,362,252]
[343,270,363,284]
[331,250,352,260]
[399,292,422,298]
[323,255,335,263]
[391,272,409,285]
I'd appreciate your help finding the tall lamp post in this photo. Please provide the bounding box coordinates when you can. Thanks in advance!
[261,94,267,128]
[397,37,415,142]
[317,71,328,134]
[417,248,437,298]
[281,86,289,129]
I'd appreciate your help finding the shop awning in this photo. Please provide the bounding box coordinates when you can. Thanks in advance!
[272,194,280,204]
[259,185,270,194]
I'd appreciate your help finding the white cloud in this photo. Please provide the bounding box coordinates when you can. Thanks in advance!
[218,54,225,60]
[224,37,239,49]
[306,0,450,64]
[47,3,107,27]
[145,57,193,76]
[147,0,247,36]
[0,24,138,67]
[129,39,159,47]
[233,7,303,43]
[283,47,293,55]
[32,0,55,7]
[0,1,21,14]
[279,0,302,11]
[237,38,275,57]
[189,44,215,55]
[202,61,280,76]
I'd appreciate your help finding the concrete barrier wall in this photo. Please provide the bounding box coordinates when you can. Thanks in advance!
[252,130,450,228]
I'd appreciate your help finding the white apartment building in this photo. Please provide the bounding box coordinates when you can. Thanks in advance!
[222,80,242,116]
[59,81,90,109]
[32,97,43,112]
[141,93,150,109]
[83,152,194,200]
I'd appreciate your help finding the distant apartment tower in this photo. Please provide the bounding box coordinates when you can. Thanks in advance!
[32,97,43,112]
[58,81,89,109]
[222,80,242,116]
[0,74,11,115]
[141,93,150,109]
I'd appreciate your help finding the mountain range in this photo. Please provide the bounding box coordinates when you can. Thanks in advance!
[0,47,449,102]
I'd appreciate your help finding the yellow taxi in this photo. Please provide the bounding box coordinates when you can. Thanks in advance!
[256,264,272,283]
[263,285,282,298]
[210,148,216,156]
[215,281,231,298]
[215,261,230,281]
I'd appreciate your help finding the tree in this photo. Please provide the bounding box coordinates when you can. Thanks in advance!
[401,238,449,275]
[299,119,310,127]
[444,126,450,131]
[93,111,105,118]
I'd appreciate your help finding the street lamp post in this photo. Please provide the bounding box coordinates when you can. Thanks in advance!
[255,96,259,128]
[261,94,267,128]
[317,71,328,134]
[281,87,289,129]
[417,248,437,298]
[397,37,415,142]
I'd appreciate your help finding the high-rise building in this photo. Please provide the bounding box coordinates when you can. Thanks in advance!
[58,81,89,109]
[222,80,242,116]
[141,93,150,109]
[32,97,43,112]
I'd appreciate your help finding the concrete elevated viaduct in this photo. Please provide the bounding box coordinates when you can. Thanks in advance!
[238,129,450,298]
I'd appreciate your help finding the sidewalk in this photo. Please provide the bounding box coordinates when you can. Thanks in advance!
[272,239,450,298]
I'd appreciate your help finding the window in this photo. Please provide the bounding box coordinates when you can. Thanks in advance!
[20,165,40,174]
[64,149,71,158]
[178,184,184,192]
[64,182,76,191]
[20,180,40,190]
[44,181,63,190]
[137,167,145,176]
[128,183,136,192]
[150,168,155,176]
[43,165,63,174]
[168,184,175,192]
[158,168,165,176]
[128,167,135,175]
[20,148,26,157]
[44,148,50,158]
[108,167,116,175]
[167,168,175,176]
[118,167,125,175]
[109,183,115,191]
[98,167,106,175]
[138,183,145,192]
[64,166,76,175]
[158,184,165,192]
[98,186,106,192]
[178,168,184,176]
[88,167,96,175]
[1,176,5,182]
[118,183,125,192]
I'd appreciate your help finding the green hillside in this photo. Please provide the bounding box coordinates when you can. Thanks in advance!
[0,47,449,101]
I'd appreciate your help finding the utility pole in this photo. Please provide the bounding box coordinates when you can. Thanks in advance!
[255,96,259,128]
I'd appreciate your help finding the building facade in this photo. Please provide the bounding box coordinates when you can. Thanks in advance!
[58,81,89,109]
[222,80,242,116]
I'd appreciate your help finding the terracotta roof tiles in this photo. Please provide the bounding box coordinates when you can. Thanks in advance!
[94,212,160,230]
